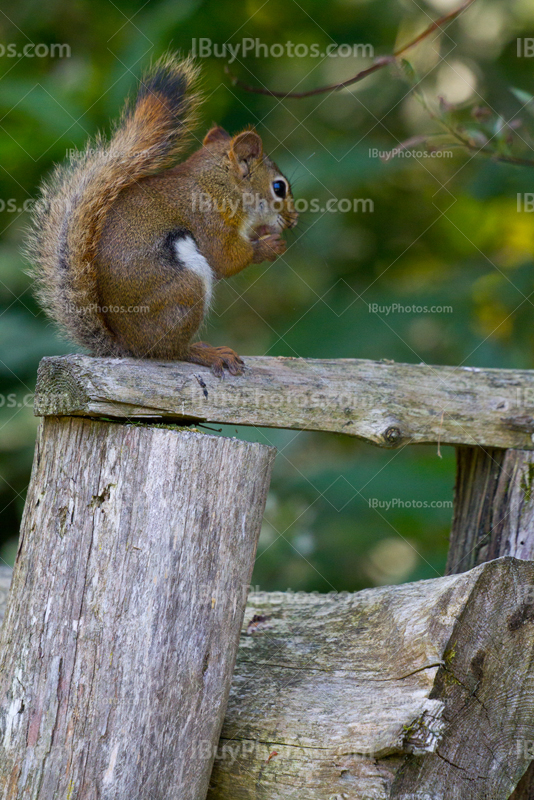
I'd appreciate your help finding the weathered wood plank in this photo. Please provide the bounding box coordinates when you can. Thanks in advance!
[0,417,275,800]
[206,558,534,800]
[34,354,534,449]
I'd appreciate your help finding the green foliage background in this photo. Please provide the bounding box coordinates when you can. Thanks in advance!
[1,0,534,592]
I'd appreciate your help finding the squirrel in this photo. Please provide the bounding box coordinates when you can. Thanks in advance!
[27,53,298,376]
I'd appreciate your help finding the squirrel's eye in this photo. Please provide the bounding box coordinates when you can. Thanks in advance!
[272,180,287,199]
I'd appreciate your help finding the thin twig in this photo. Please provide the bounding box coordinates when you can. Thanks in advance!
[452,141,534,168]
[225,0,477,99]
[416,90,534,168]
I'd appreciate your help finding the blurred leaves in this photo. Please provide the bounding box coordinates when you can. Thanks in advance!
[1,0,534,590]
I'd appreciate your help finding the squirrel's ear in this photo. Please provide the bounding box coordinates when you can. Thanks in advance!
[229,131,263,177]
[203,126,231,145]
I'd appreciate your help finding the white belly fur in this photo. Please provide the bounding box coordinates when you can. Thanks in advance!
[173,235,213,311]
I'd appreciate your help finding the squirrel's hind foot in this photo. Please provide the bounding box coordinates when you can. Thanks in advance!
[187,342,245,377]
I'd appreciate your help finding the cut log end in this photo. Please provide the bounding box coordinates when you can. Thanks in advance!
[208,558,534,800]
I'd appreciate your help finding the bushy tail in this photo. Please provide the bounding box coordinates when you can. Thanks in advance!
[26,53,201,355]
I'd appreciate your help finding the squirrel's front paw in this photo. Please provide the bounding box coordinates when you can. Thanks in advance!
[187,342,245,377]
[252,233,287,263]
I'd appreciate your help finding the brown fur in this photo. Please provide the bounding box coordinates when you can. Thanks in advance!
[26,54,298,371]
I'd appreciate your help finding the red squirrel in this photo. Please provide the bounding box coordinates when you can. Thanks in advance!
[27,54,298,375]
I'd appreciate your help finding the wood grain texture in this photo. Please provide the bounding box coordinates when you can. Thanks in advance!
[447,446,534,574]
[1,560,533,798]
[0,417,275,800]
[447,446,534,797]
[34,354,534,449]
[206,558,534,800]
[0,568,11,625]
[447,446,507,574]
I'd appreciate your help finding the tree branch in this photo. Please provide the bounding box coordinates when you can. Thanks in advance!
[225,0,477,99]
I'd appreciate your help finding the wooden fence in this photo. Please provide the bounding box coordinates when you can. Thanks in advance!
[2,354,534,799]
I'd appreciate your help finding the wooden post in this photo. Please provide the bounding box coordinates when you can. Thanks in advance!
[447,446,534,574]
[0,416,275,799]
[447,445,534,798]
